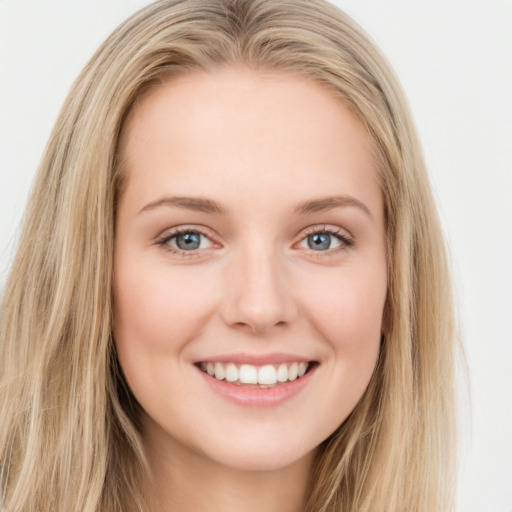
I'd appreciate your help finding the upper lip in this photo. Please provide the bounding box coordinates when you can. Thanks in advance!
[193,352,316,365]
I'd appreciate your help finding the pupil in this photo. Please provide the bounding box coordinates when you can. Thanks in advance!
[177,232,200,250]
[308,233,330,250]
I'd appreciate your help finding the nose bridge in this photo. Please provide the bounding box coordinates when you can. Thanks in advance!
[221,237,296,333]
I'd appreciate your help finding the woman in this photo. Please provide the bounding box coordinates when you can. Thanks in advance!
[0,1,459,511]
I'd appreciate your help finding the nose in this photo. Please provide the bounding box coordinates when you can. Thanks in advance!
[220,244,297,334]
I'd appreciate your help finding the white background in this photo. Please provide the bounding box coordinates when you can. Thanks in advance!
[1,1,511,511]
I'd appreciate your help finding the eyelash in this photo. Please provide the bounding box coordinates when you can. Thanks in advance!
[301,226,354,257]
[156,227,214,258]
[155,225,354,258]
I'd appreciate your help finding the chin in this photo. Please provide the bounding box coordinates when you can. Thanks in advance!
[189,426,320,473]
[205,444,316,473]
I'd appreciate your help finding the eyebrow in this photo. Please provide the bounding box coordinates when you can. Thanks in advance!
[293,195,372,218]
[138,194,372,218]
[139,196,227,215]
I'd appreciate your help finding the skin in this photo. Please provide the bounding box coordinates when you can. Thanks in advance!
[113,67,387,512]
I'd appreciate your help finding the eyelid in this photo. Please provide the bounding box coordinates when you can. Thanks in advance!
[155,223,353,259]
[155,225,221,256]
[294,224,354,255]
[300,224,353,238]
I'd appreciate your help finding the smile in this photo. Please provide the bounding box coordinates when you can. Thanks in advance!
[195,357,319,406]
[198,361,311,387]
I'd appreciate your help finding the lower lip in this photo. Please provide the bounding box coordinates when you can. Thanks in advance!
[195,365,317,407]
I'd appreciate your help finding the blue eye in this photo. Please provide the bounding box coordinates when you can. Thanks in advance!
[307,233,333,251]
[161,230,213,252]
[175,232,201,250]
[298,228,352,253]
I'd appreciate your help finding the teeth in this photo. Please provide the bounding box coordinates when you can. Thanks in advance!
[225,363,238,382]
[288,362,298,381]
[239,364,258,384]
[258,365,277,385]
[276,363,288,382]
[200,361,311,386]
[214,362,225,381]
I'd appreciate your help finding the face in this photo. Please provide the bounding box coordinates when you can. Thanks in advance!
[113,67,387,473]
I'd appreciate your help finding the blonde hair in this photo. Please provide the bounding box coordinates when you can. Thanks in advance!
[0,1,459,510]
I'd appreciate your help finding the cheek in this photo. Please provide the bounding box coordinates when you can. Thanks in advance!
[112,259,221,416]
[302,266,386,342]
[297,264,386,396]
[314,274,385,418]
[112,257,221,390]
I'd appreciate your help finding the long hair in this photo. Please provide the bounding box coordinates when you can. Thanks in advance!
[0,1,459,510]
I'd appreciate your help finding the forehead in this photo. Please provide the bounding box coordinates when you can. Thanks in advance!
[117,66,381,217]
[120,66,373,159]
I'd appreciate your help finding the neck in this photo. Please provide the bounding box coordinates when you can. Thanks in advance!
[143,419,316,512]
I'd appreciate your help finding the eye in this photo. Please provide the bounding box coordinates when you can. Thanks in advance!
[157,228,214,254]
[304,232,340,251]
[297,227,353,253]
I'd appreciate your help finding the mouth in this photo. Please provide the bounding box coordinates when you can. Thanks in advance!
[195,360,318,389]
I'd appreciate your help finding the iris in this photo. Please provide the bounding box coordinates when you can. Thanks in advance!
[176,232,201,250]
[307,233,331,250]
